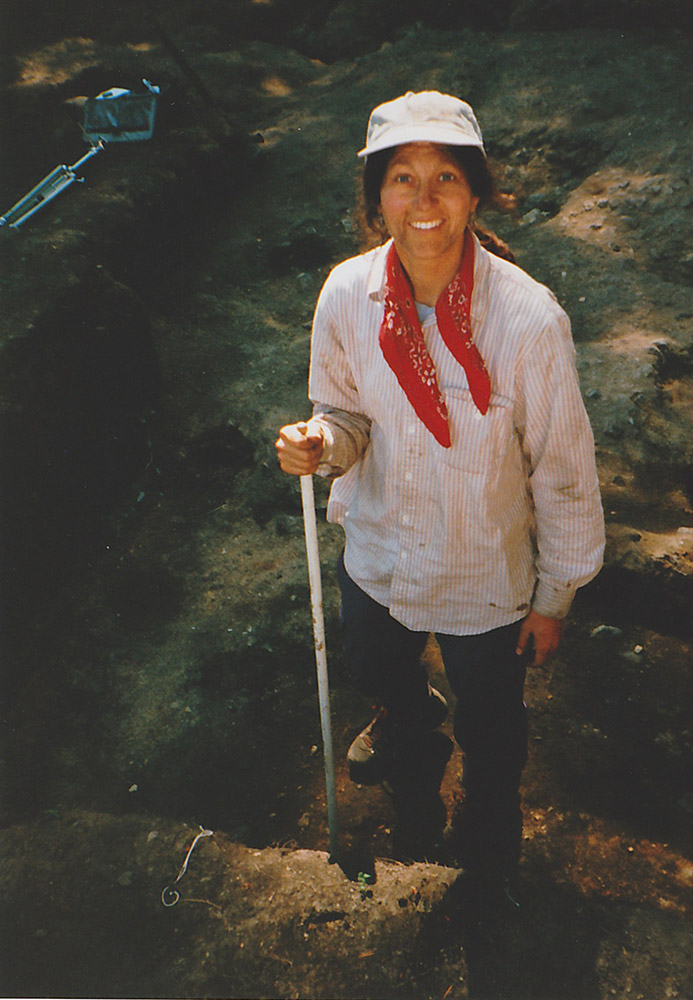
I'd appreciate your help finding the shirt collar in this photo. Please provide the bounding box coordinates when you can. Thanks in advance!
[366,241,392,302]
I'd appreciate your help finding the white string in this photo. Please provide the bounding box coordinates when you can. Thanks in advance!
[161,825,214,907]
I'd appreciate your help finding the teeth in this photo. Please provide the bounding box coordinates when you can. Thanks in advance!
[411,220,442,230]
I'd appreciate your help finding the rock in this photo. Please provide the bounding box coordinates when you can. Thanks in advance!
[525,191,561,214]
[590,625,624,640]
[521,207,548,225]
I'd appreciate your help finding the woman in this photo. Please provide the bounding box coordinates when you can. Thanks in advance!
[276,91,604,886]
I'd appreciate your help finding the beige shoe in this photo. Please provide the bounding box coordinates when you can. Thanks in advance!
[347,686,448,783]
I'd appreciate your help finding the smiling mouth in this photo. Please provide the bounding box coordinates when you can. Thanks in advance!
[410,219,443,230]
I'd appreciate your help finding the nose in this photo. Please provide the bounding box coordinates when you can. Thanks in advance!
[414,178,436,210]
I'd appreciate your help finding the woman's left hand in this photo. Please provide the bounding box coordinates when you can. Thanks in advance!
[515,610,565,667]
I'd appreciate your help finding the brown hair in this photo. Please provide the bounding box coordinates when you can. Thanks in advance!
[360,145,515,263]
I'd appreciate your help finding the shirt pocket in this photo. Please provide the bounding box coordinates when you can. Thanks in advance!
[442,388,515,474]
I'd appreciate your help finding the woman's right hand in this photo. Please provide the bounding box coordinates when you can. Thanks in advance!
[275,421,325,476]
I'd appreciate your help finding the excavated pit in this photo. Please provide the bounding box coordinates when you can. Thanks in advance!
[1,11,692,1000]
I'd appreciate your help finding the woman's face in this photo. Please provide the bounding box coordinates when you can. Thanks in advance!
[378,142,479,273]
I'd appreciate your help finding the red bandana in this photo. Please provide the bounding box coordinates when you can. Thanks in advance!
[379,230,491,448]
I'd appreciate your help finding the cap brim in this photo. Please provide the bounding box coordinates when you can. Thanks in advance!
[357,123,484,158]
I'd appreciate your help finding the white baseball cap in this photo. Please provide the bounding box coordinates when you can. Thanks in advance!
[358,90,485,159]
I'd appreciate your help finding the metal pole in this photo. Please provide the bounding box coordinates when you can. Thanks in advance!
[300,473,339,859]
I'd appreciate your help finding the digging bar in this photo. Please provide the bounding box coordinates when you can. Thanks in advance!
[299,465,339,860]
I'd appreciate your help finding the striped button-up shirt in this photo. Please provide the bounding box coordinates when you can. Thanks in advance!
[309,235,604,636]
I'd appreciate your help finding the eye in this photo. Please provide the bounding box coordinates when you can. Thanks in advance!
[393,172,412,184]
[439,171,458,182]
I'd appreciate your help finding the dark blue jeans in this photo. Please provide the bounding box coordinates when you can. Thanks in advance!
[338,555,528,873]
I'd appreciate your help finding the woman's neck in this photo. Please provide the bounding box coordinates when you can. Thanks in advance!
[409,266,457,306]
[396,243,465,307]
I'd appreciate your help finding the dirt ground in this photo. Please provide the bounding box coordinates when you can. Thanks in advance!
[1,5,692,999]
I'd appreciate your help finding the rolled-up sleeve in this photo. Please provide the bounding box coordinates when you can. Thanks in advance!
[308,278,371,477]
[516,310,605,619]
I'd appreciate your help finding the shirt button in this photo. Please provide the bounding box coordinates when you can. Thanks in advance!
[408,425,416,435]
[402,514,411,526]
[404,471,413,482]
